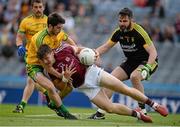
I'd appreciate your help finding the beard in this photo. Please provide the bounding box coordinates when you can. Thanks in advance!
[120,22,131,32]
[35,11,43,17]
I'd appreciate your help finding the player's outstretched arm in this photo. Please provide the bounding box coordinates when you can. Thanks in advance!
[96,40,115,55]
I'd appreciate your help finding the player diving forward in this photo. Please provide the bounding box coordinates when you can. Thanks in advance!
[37,44,168,123]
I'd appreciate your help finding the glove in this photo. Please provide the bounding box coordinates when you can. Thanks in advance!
[17,45,26,56]
[140,64,153,80]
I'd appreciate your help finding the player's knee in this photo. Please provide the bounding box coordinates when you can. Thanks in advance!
[27,77,34,85]
[130,74,140,83]
[105,108,113,114]
[46,85,56,94]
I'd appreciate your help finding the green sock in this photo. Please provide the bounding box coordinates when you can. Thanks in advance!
[49,101,56,109]
[43,91,50,103]
[20,101,27,109]
[57,104,69,114]
[43,91,48,96]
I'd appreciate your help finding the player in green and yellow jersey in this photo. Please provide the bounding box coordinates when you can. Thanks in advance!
[26,12,77,119]
[13,0,49,113]
[89,8,158,119]
[16,6,47,51]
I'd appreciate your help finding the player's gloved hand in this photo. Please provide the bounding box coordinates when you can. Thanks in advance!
[17,45,26,56]
[140,64,153,80]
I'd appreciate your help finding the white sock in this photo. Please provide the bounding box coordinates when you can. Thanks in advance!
[142,109,147,114]
[152,102,159,110]
[97,108,106,114]
[136,111,141,119]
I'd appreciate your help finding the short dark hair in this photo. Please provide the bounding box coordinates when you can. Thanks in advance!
[119,7,133,18]
[31,0,44,6]
[37,44,52,60]
[47,12,65,27]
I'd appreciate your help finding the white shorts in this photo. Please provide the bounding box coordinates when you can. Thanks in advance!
[78,65,103,100]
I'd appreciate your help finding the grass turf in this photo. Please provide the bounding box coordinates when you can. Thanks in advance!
[0,104,180,126]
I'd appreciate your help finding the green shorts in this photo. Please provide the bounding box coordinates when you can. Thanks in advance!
[26,64,43,81]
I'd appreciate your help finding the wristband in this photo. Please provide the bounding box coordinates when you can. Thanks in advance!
[145,64,153,72]
[62,75,68,83]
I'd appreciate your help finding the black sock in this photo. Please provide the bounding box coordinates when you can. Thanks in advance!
[131,110,137,117]
[138,102,145,109]
[145,98,154,107]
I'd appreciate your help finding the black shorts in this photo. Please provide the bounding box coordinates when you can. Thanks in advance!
[120,59,158,78]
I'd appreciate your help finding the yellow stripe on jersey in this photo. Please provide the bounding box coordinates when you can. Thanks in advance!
[63,33,68,41]
[18,30,25,34]
[133,23,152,46]
[111,27,120,36]
[36,29,48,48]
[143,43,149,48]
[107,39,116,46]
[109,27,120,41]
[107,27,120,46]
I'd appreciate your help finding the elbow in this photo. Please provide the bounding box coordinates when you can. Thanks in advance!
[150,48,158,59]
[154,50,158,58]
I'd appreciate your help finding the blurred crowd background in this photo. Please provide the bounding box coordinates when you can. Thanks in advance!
[0,0,180,85]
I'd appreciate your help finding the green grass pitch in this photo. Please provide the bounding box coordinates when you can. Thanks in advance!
[0,104,180,126]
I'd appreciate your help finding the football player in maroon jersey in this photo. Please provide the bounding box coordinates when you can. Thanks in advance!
[37,44,168,123]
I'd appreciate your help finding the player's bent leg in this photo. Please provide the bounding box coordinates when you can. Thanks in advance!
[23,77,36,102]
[26,65,77,119]
[13,77,35,113]
[35,73,77,120]
[100,71,148,103]
[89,67,129,120]
[130,69,147,114]
[56,82,76,119]
[34,83,50,104]
[100,71,168,117]
[48,79,73,111]
[34,73,62,107]
[46,79,74,117]
[130,69,145,95]
[91,89,152,123]
[88,88,111,120]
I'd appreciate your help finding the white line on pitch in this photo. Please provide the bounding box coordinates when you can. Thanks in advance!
[24,113,93,117]
[25,114,56,117]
